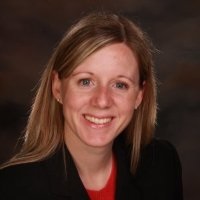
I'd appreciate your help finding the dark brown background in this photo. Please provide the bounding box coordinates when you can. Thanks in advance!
[0,0,199,199]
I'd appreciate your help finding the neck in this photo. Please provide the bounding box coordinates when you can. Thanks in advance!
[64,133,114,190]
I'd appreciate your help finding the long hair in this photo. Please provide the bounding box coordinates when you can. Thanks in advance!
[1,12,157,174]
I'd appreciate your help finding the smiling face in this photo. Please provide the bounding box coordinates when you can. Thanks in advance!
[52,43,144,150]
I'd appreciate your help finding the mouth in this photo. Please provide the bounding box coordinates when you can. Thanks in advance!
[83,114,113,125]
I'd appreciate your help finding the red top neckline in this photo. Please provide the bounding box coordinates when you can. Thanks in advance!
[86,156,117,200]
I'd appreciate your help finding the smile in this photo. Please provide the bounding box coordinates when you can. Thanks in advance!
[84,115,112,125]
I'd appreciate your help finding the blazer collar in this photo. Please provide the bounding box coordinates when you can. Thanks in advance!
[114,139,141,200]
[44,146,89,199]
[44,142,141,200]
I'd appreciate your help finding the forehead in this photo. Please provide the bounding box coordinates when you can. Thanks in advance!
[72,43,139,77]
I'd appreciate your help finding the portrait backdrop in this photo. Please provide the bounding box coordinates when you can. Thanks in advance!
[0,1,199,199]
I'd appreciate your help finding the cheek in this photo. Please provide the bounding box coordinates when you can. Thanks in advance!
[62,90,90,114]
[122,105,135,122]
[115,93,136,111]
[63,95,79,111]
[115,93,138,124]
[122,99,135,127]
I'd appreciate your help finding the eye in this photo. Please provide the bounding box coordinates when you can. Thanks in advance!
[79,79,92,86]
[115,82,129,90]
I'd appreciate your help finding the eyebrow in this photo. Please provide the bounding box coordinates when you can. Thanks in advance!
[71,72,137,84]
[117,75,136,84]
[71,72,94,77]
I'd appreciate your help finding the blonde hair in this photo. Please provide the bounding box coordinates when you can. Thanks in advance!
[1,12,157,174]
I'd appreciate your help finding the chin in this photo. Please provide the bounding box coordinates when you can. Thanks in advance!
[82,136,115,149]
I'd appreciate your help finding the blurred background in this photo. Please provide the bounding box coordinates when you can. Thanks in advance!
[0,0,199,199]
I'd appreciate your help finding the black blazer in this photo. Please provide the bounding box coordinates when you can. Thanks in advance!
[0,138,183,200]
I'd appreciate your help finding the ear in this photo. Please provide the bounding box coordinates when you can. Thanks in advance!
[134,81,145,110]
[52,71,62,104]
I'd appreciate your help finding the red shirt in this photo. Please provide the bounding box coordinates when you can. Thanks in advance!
[86,157,117,200]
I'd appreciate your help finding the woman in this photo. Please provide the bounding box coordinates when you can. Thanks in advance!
[0,12,183,200]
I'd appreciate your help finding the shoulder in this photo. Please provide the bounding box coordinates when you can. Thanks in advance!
[142,138,181,161]
[116,136,181,167]
[0,161,44,181]
[0,160,51,199]
[140,138,182,170]
[135,138,183,199]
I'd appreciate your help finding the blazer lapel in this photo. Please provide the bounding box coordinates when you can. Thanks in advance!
[114,139,141,200]
[44,140,141,200]
[44,146,89,199]
[64,147,90,200]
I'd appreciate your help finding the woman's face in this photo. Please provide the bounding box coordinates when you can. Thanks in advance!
[52,43,144,150]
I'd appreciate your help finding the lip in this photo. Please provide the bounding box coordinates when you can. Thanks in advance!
[83,114,114,128]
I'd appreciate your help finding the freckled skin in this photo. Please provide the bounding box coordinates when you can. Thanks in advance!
[52,43,144,150]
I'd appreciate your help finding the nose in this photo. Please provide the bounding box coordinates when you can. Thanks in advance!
[91,86,113,109]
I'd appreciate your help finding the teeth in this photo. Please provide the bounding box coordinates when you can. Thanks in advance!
[84,115,112,125]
